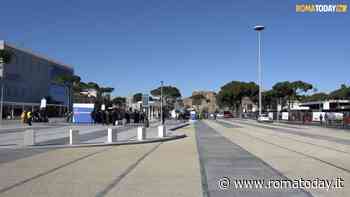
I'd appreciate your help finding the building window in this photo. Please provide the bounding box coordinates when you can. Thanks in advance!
[21,88,25,97]
[13,87,17,97]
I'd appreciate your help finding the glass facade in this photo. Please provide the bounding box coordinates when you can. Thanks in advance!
[0,41,74,119]
[49,83,68,105]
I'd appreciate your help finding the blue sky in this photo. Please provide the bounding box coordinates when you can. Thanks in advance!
[1,0,349,97]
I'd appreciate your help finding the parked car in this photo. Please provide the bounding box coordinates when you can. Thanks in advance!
[257,114,273,123]
[216,113,224,118]
[223,111,233,118]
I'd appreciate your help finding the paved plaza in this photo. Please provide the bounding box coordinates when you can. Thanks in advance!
[0,119,350,196]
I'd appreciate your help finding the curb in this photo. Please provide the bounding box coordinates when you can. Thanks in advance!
[169,123,190,131]
[22,134,187,149]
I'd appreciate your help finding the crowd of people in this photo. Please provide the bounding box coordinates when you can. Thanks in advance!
[20,109,49,126]
[90,108,150,127]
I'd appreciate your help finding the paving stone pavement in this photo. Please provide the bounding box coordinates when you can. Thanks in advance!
[195,121,312,197]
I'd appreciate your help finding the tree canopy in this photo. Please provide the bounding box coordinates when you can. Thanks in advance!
[329,84,350,99]
[111,97,126,106]
[133,93,143,102]
[54,74,81,87]
[0,50,12,64]
[217,81,259,110]
[150,86,181,99]
[100,87,114,95]
[54,74,115,108]
[301,92,329,102]
[271,80,313,109]
[272,81,313,99]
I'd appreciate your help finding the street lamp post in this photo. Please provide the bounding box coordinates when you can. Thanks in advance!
[254,25,265,116]
[160,81,164,125]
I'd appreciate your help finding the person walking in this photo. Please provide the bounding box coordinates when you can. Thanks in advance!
[320,113,323,126]
[133,110,139,123]
[105,110,110,125]
[21,110,27,124]
[100,111,106,125]
[325,113,329,127]
[162,111,165,125]
[125,111,130,124]
[140,112,145,123]
[145,116,149,128]
[27,111,33,126]
[91,110,96,124]
[112,109,117,126]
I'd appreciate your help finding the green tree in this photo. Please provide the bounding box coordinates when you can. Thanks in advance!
[302,92,329,102]
[86,82,100,91]
[150,86,182,99]
[272,81,313,110]
[54,74,81,88]
[111,96,126,107]
[151,86,182,111]
[217,81,259,113]
[329,84,350,99]
[262,90,277,111]
[291,80,313,99]
[133,93,143,102]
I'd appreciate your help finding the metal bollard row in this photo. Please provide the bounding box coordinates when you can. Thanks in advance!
[24,125,167,146]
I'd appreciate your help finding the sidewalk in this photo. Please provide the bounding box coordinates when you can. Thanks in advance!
[0,118,68,131]
[0,120,187,148]
[0,123,198,197]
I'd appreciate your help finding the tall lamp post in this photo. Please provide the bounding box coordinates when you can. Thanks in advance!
[160,81,164,125]
[254,25,265,116]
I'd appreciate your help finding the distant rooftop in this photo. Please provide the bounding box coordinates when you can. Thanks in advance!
[1,40,73,70]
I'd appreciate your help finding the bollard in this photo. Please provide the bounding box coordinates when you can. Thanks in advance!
[69,129,80,145]
[24,129,36,146]
[137,127,146,141]
[158,125,166,138]
[107,128,117,143]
